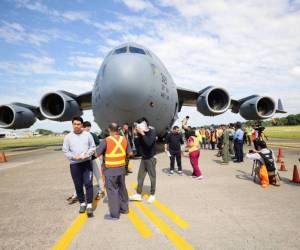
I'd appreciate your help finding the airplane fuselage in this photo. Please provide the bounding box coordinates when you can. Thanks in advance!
[92,44,179,135]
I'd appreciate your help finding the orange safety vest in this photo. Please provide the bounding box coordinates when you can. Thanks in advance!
[104,135,128,168]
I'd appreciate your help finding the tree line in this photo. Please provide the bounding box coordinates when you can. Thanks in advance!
[244,113,300,127]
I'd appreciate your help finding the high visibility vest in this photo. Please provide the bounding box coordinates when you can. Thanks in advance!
[104,135,128,168]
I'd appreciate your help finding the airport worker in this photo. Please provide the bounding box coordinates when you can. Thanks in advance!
[210,129,217,150]
[83,121,105,200]
[165,125,184,175]
[246,126,254,146]
[130,117,157,203]
[62,117,96,217]
[195,128,203,147]
[205,128,211,149]
[119,123,133,174]
[186,129,203,179]
[200,127,207,149]
[221,125,230,164]
[228,123,235,155]
[246,140,280,186]
[233,122,244,163]
[96,123,133,220]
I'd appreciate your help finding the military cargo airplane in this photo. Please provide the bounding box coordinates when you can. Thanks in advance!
[0,43,286,136]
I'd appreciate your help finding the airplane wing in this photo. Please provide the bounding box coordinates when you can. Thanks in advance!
[0,90,93,129]
[177,86,286,119]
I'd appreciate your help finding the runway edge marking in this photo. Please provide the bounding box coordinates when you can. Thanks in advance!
[128,191,194,250]
[131,182,189,229]
[128,206,153,238]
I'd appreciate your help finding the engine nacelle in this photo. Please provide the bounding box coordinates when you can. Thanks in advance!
[40,91,82,121]
[0,104,36,129]
[197,87,231,116]
[239,96,276,120]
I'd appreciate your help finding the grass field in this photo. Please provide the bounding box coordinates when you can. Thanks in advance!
[0,136,64,150]
[0,126,299,150]
[264,126,300,139]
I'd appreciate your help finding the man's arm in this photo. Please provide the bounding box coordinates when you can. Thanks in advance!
[86,134,96,158]
[140,130,156,147]
[62,136,74,160]
[246,152,262,161]
[126,142,133,157]
[96,140,106,157]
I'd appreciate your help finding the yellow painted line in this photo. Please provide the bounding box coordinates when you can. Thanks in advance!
[128,206,153,238]
[131,183,189,230]
[52,213,87,250]
[52,196,102,250]
[129,192,194,250]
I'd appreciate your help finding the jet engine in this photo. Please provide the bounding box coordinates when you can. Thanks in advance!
[0,104,36,129]
[197,87,231,116]
[239,96,276,120]
[40,91,82,121]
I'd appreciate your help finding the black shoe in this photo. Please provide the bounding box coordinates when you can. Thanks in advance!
[79,204,87,213]
[127,170,133,174]
[87,207,94,218]
[120,210,129,214]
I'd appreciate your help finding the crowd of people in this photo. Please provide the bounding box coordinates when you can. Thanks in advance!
[62,115,280,219]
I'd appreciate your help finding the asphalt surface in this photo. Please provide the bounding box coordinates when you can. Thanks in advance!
[0,143,299,250]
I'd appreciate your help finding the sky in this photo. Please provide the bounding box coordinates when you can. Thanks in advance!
[0,0,300,133]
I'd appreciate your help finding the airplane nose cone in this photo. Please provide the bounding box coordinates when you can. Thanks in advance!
[104,55,152,111]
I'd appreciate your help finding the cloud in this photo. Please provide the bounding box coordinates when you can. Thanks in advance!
[99,1,300,116]
[68,55,103,70]
[15,0,91,23]
[0,52,97,79]
[290,66,300,76]
[0,21,50,45]
[120,0,157,12]
[2,0,300,131]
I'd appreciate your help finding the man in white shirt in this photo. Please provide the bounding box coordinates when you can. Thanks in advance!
[62,117,96,217]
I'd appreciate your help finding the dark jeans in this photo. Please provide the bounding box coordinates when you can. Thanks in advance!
[70,160,93,203]
[234,140,244,162]
[105,173,128,218]
[170,152,182,171]
[137,157,157,195]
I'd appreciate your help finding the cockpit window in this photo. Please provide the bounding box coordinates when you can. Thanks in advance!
[114,47,127,54]
[129,46,146,54]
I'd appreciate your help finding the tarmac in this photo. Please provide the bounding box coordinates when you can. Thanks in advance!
[0,142,299,250]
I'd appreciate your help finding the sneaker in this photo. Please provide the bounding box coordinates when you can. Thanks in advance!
[86,207,94,218]
[147,195,155,203]
[79,203,87,213]
[120,210,129,214]
[195,175,203,180]
[169,170,174,175]
[129,193,142,201]
[177,170,183,175]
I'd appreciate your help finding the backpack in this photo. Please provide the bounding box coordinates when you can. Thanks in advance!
[258,151,276,172]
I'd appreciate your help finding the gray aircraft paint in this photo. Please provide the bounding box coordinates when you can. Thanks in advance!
[92,43,178,135]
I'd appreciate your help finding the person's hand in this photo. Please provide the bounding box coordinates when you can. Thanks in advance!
[81,153,89,160]
[73,155,81,161]
[136,127,145,135]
